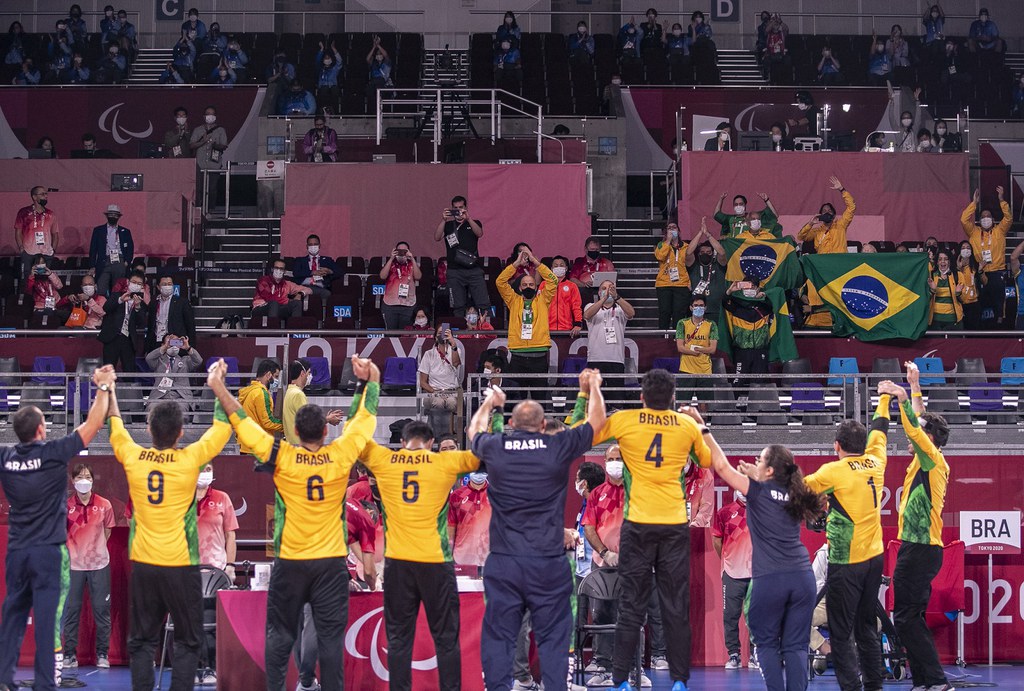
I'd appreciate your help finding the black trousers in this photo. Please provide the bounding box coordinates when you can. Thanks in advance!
[893,542,946,688]
[510,352,550,401]
[656,286,691,329]
[722,572,751,656]
[102,335,137,372]
[733,347,768,379]
[62,566,112,658]
[980,270,1005,327]
[826,555,884,691]
[128,562,202,691]
[383,558,461,691]
[612,521,691,684]
[252,299,303,321]
[265,557,348,691]
[447,266,490,317]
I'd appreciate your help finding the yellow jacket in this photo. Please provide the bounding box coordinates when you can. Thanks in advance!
[497,262,557,351]
[797,190,855,254]
[961,200,1010,272]
[238,380,282,454]
[654,241,691,288]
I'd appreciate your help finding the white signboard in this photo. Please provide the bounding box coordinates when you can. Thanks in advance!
[960,511,1022,554]
[256,160,285,181]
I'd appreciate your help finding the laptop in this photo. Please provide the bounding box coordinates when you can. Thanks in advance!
[372,153,397,164]
[590,271,618,286]
[26,148,53,159]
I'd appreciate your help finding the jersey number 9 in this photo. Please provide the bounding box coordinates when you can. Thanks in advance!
[402,471,419,503]
[307,475,325,502]
[147,471,164,505]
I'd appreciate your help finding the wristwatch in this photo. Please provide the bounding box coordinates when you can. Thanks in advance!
[97,383,111,392]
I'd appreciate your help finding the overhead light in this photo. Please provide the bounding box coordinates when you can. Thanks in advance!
[842,103,851,112]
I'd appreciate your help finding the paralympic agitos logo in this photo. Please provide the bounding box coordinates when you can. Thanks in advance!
[344,606,437,680]
[98,102,154,144]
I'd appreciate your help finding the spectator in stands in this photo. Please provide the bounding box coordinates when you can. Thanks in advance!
[800,281,833,330]
[639,8,663,57]
[724,277,771,381]
[14,186,60,278]
[164,106,191,158]
[89,203,133,296]
[924,236,939,267]
[763,15,790,84]
[493,37,522,93]
[705,121,733,151]
[922,5,946,59]
[861,243,877,254]
[916,128,936,153]
[171,33,196,83]
[497,248,557,397]
[36,137,57,158]
[867,32,893,86]
[292,234,337,298]
[210,59,236,86]
[419,324,463,439]
[715,191,778,238]
[569,21,594,63]
[12,58,40,85]
[62,463,115,671]
[617,19,642,62]
[147,275,196,353]
[59,274,106,329]
[569,236,615,304]
[545,256,583,337]
[302,115,338,163]
[675,294,717,411]
[957,240,983,329]
[755,11,772,63]
[181,8,207,48]
[93,42,127,84]
[688,9,715,77]
[216,37,247,82]
[435,195,489,318]
[768,122,793,151]
[461,305,495,339]
[98,270,146,371]
[252,257,311,322]
[61,51,90,84]
[281,358,343,445]
[584,279,635,377]
[886,25,911,86]
[962,186,1011,328]
[99,6,119,45]
[817,44,841,85]
[66,4,87,49]
[864,131,886,150]
[190,106,228,169]
[505,241,538,288]
[664,22,690,83]
[1010,241,1024,330]
[159,60,184,85]
[689,11,713,43]
[687,229,727,323]
[73,132,118,159]
[928,250,963,329]
[655,221,692,329]
[278,79,316,116]
[406,306,432,331]
[938,40,970,104]
[495,10,521,50]
[238,359,283,451]
[205,22,226,55]
[380,241,422,329]
[366,36,393,104]
[932,119,962,152]
[4,22,25,67]
[112,259,150,304]
[194,462,237,684]
[26,255,64,316]
[145,333,202,416]
[788,89,820,136]
[968,8,1003,54]
[713,491,754,671]
[266,49,296,97]
[797,176,854,254]
[48,21,74,76]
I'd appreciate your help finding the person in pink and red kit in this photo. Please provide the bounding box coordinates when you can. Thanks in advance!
[712,490,756,671]
[62,463,116,670]
[14,186,61,279]
[251,257,312,322]
[193,462,238,686]
[448,462,492,573]
[685,460,715,528]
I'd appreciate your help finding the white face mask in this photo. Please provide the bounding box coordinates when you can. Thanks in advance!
[160,284,174,297]
[271,268,285,280]
[128,282,143,294]
[936,127,947,135]
[919,140,932,150]
[961,248,972,258]
[605,460,624,479]
[466,312,479,324]
[176,116,187,126]
[82,285,96,297]
[720,132,730,142]
[980,217,994,229]
[901,118,913,127]
[749,219,762,231]
[552,266,567,278]
[743,288,758,298]
[575,481,586,497]
[74,479,92,494]
[197,470,214,489]
[205,114,216,125]
[772,133,782,142]
[308,245,320,256]
[482,367,493,375]
[166,346,180,357]
[414,316,428,327]
[733,204,745,215]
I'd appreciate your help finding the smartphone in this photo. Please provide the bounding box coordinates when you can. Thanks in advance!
[439,322,450,336]
[169,338,184,347]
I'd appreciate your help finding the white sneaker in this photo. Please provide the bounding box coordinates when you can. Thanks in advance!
[512,679,541,691]
[725,653,741,669]
[651,655,670,670]
[63,655,78,669]
[585,661,606,674]
[296,679,321,691]
[586,672,615,687]
[201,671,217,685]
[927,685,954,691]
[631,672,652,688]
[96,654,110,669]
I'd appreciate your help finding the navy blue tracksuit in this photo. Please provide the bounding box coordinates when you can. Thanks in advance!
[471,424,595,691]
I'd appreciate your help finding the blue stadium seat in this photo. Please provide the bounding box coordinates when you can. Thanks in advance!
[913,357,946,386]
[31,356,65,386]
[1000,357,1024,386]
[968,383,1005,413]
[560,356,587,387]
[304,356,331,393]
[827,357,859,386]
[790,382,827,411]
[205,356,241,387]
[652,357,679,373]
[382,357,418,391]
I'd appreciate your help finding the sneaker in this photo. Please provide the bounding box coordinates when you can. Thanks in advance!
[201,671,217,685]
[512,680,541,691]
[927,685,954,691]
[748,655,760,671]
[296,680,321,691]
[96,654,110,669]
[812,656,828,675]
[651,655,670,671]
[587,672,615,687]
[568,683,587,691]
[670,683,689,691]
[724,653,741,669]
[63,655,78,669]
[632,672,652,687]
[585,661,606,674]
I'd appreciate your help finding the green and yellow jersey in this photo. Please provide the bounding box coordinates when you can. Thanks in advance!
[110,403,232,566]
[805,396,891,564]
[896,399,950,546]
[595,409,711,525]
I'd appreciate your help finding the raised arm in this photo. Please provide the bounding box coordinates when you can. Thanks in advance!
[582,369,607,440]
[468,385,505,442]
[679,406,747,494]
[76,366,115,446]
[904,360,925,415]
[961,190,979,237]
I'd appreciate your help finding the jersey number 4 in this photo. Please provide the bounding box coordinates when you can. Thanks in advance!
[645,434,664,468]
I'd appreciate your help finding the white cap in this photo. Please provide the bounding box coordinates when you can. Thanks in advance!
[105,204,122,216]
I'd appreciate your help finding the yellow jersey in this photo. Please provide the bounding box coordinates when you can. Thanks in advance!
[109,407,232,567]
[675,318,717,375]
[654,241,691,288]
[596,409,711,524]
[238,380,283,454]
[805,396,890,564]
[961,200,1010,272]
[797,190,855,254]
[359,440,480,563]
[896,399,950,547]
[232,383,379,560]
[282,384,307,445]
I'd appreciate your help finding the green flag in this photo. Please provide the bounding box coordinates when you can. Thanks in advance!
[716,287,799,363]
[722,236,804,291]
[801,253,929,341]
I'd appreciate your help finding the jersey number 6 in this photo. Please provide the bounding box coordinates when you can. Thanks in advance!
[307,475,325,502]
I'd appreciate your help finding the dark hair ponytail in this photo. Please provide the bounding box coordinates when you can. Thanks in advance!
[763,444,823,522]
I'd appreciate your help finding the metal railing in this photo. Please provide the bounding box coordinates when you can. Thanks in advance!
[748,11,981,37]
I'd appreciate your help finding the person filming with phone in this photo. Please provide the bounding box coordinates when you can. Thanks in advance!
[145,333,203,420]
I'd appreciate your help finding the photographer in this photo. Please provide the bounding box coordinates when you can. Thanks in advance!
[144,333,202,417]
[251,257,311,323]
[380,241,422,330]
[433,195,489,318]
[302,115,337,163]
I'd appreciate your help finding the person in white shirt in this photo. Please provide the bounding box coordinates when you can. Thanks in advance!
[810,542,830,672]
[418,324,463,439]
[583,279,635,378]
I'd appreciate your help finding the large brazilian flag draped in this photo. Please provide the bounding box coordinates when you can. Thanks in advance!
[802,253,929,341]
[722,237,803,290]
[716,288,799,363]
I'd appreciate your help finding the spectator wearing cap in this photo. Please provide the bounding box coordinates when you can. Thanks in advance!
[968,8,1003,53]
[88,203,133,296]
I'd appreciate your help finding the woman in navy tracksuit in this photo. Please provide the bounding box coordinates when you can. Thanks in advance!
[681,407,820,691]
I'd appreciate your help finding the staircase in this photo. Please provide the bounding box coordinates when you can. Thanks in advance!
[194,219,279,329]
[717,49,767,85]
[593,219,663,329]
[1006,52,1024,77]
[127,47,173,84]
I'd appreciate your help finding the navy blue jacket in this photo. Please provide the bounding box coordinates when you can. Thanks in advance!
[89,224,134,273]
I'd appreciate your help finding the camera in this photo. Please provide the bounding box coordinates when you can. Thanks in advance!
[449,207,463,218]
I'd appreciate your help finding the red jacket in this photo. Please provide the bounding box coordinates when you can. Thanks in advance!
[542,280,583,330]
[252,275,310,308]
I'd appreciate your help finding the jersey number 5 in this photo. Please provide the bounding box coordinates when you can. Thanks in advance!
[645,433,664,468]
[402,471,419,503]
[307,475,325,502]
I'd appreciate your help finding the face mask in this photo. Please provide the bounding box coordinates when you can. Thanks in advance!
[692,306,706,318]
[605,460,624,479]
[505,18,512,24]
[176,116,187,126]
[673,29,682,36]
[961,248,972,258]
[820,212,835,224]
[772,133,782,143]
[877,45,885,53]
[74,479,92,494]
[743,288,758,298]
[323,60,332,67]
[468,472,487,485]
[797,102,809,111]
[936,126,948,136]
[38,198,48,208]
[611,78,621,85]
[587,250,600,259]
[981,217,994,229]
[269,378,280,391]
[552,266,567,278]
[919,140,932,149]
[699,253,713,265]
[205,114,216,125]
[128,282,143,293]
[575,481,586,497]
[414,316,428,327]
[482,367,493,375]
[159,285,174,297]
[521,287,537,300]
[750,219,762,231]
[219,70,228,78]
[34,265,47,274]
[167,346,180,357]
[466,312,479,324]
[308,245,320,256]
[824,50,831,57]
[668,229,679,238]
[578,27,586,34]
[980,15,988,22]
[501,42,510,50]
[106,10,113,17]
[197,471,214,489]
[271,269,284,280]
[901,118,913,127]
[720,133,730,142]
[82,285,96,297]
[733,204,745,214]
[696,17,703,24]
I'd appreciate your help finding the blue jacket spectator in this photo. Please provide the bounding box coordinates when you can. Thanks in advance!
[205,23,227,54]
[618,22,641,59]
[689,12,713,42]
[666,24,689,57]
[158,63,184,84]
[48,32,73,71]
[495,11,521,49]
[181,9,207,44]
[211,63,236,86]
[756,11,771,58]
[4,22,25,65]
[369,52,392,84]
[116,11,137,53]
[66,5,87,48]
[266,51,296,87]
[867,36,892,83]
[221,41,248,71]
[922,5,945,45]
[493,44,520,68]
[60,55,91,84]
[316,45,342,88]
[173,36,196,68]
[568,23,595,60]
[13,59,40,85]
[100,7,121,45]
[278,82,316,115]
[969,9,1002,52]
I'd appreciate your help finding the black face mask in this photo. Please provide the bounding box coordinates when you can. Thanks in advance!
[586,250,600,260]
[820,212,835,224]
[698,253,713,265]
[38,198,48,208]
[521,287,537,300]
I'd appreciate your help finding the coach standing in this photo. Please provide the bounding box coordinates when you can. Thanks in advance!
[469,370,606,691]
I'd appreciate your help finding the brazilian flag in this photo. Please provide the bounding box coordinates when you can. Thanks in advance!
[723,237,803,291]
[716,287,799,363]
[802,254,929,342]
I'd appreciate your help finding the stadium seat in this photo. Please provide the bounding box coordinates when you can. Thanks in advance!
[337,357,359,394]
[782,357,814,382]
[0,357,19,416]
[560,356,587,387]
[31,356,65,386]
[651,357,678,372]
[999,357,1024,386]
[205,357,241,388]
[117,382,145,424]
[18,385,53,417]
[913,357,946,386]
[827,357,859,386]
[382,357,418,392]
[790,382,830,426]
[746,384,788,425]
[304,357,331,394]
[708,384,742,426]
[955,358,988,388]
[968,383,1015,424]
[926,387,970,425]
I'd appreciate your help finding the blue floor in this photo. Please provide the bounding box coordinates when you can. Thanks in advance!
[18,664,1023,689]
